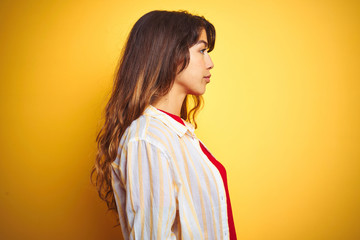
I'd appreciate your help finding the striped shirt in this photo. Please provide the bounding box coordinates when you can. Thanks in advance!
[111,105,230,239]
[158,108,237,240]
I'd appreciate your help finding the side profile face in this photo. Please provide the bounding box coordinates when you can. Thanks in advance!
[173,29,214,96]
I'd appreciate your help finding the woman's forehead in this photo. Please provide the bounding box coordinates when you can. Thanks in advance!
[199,29,207,41]
[196,29,208,46]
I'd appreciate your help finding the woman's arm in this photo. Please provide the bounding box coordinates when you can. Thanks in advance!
[112,139,177,240]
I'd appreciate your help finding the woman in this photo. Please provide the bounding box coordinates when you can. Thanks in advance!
[91,10,237,239]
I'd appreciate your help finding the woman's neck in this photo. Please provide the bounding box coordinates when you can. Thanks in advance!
[152,90,186,117]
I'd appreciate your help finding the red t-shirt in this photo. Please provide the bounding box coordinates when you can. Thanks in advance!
[158,109,237,240]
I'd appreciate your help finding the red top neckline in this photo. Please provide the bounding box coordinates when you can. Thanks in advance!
[157,109,186,126]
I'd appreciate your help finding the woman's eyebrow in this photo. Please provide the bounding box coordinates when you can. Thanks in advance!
[196,40,208,47]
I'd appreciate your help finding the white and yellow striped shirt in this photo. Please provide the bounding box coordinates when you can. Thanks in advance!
[111,105,229,239]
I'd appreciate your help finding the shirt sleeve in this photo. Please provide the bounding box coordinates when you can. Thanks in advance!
[111,139,177,240]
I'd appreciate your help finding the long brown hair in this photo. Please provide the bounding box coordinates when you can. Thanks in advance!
[90,10,216,223]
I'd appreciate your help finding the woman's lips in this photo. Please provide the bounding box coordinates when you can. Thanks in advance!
[204,74,211,83]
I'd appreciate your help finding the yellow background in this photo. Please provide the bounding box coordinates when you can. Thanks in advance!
[1,0,359,239]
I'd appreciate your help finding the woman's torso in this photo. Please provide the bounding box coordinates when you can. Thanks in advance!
[111,105,229,239]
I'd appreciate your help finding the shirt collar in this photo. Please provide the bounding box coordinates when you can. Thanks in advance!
[144,105,195,138]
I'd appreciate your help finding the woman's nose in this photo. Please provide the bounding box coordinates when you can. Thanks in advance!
[206,55,214,70]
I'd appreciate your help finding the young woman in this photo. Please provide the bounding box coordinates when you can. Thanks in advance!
[91,10,237,239]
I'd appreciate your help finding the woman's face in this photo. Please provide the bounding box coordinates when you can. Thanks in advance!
[174,29,214,96]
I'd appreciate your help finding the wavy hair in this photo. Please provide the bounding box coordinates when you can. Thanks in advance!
[90,10,216,224]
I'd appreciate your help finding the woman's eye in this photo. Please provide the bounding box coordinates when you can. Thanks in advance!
[200,49,207,54]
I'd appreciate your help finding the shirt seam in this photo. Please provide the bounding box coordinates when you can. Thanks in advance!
[127,137,172,161]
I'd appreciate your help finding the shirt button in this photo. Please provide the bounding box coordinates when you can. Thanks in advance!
[221,196,224,201]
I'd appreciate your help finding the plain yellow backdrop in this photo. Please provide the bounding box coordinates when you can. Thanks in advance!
[1,0,359,239]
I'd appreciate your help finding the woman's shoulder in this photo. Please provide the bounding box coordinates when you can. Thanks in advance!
[120,113,178,151]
